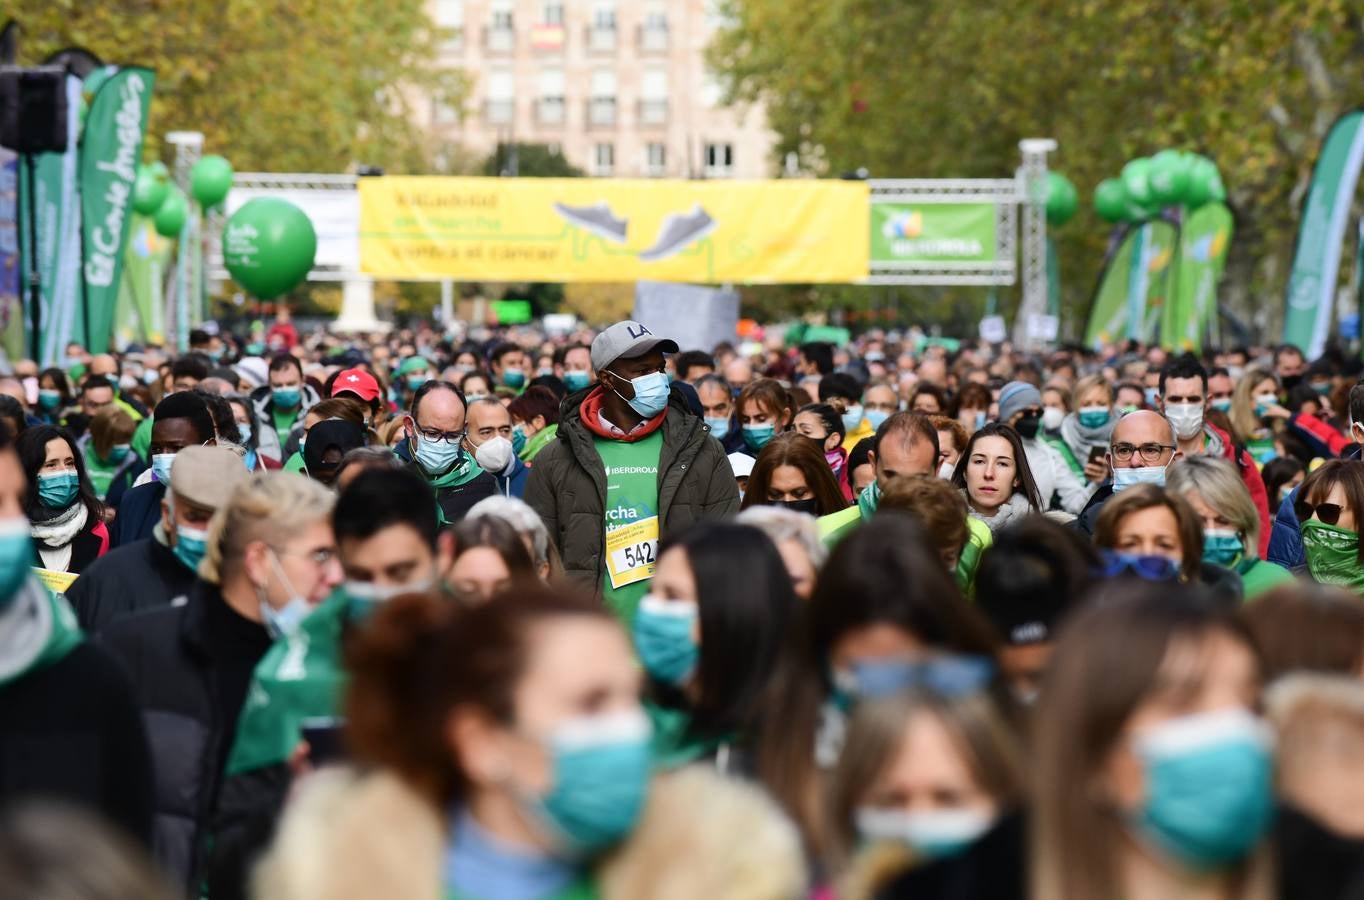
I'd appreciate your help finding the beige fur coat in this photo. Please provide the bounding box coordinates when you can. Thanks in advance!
[253,765,807,900]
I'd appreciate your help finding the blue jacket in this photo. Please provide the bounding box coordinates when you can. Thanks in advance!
[493,455,531,499]
[1269,443,1362,572]
[111,481,166,549]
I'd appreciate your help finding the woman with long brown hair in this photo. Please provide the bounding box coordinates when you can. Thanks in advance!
[739,432,848,517]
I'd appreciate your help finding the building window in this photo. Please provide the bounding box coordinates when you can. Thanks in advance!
[593,143,615,176]
[646,142,667,177]
[485,69,515,123]
[491,0,514,29]
[593,1,618,30]
[542,0,564,26]
[588,69,617,127]
[704,142,734,177]
[639,2,668,52]
[537,68,565,124]
[588,0,617,52]
[639,68,669,125]
[435,0,464,47]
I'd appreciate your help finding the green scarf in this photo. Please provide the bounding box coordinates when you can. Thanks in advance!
[646,701,730,770]
[84,452,120,499]
[0,579,83,687]
[1301,520,1364,590]
[858,478,882,520]
[426,448,488,490]
[520,423,558,462]
[224,590,349,776]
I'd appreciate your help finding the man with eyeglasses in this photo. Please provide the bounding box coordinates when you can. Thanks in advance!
[525,320,739,624]
[395,381,496,525]
[1071,409,1184,538]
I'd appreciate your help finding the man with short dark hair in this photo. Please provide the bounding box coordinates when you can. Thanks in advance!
[336,468,453,600]
[798,342,834,377]
[525,320,737,622]
[395,381,496,523]
[555,343,594,392]
[252,354,319,464]
[1275,344,1307,388]
[463,396,529,497]
[673,350,716,384]
[113,393,220,547]
[489,342,530,392]
[818,411,939,546]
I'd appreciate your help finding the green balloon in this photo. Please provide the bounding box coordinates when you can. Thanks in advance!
[147,160,169,181]
[1185,156,1220,209]
[222,197,318,300]
[1094,178,1129,223]
[153,188,188,238]
[1121,158,1154,208]
[190,155,234,208]
[1045,172,1079,226]
[1148,149,1191,207]
[132,166,169,216]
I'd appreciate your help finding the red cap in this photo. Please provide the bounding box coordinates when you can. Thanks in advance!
[332,368,381,403]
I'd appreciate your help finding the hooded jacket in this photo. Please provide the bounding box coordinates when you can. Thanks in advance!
[250,383,322,465]
[252,764,806,900]
[524,385,739,589]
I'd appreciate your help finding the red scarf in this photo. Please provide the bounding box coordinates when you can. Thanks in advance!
[579,387,667,443]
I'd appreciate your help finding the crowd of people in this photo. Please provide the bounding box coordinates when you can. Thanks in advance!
[4,317,1364,900]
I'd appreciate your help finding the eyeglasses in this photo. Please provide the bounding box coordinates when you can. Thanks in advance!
[1110,442,1176,463]
[276,546,337,566]
[1295,500,1345,526]
[415,426,466,445]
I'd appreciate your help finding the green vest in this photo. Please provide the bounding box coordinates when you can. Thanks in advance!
[594,430,665,625]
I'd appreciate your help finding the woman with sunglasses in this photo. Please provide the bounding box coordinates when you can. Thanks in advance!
[825,690,1026,900]
[1296,459,1364,593]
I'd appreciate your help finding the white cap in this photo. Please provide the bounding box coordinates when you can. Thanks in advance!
[728,452,756,479]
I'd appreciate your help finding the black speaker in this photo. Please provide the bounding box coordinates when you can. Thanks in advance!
[0,65,67,155]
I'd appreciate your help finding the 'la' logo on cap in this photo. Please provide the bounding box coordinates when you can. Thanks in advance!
[627,323,653,340]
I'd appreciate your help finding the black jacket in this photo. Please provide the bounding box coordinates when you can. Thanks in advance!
[0,640,154,846]
[99,581,273,894]
[392,438,497,524]
[876,812,1025,900]
[68,537,196,633]
[1278,805,1364,900]
[30,515,106,576]
[110,480,165,548]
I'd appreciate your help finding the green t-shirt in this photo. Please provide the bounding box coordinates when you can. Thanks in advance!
[595,430,665,625]
[1238,557,1295,600]
[284,451,306,473]
[272,406,299,450]
[84,453,121,500]
[131,416,154,462]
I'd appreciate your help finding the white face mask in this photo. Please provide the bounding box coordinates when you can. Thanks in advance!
[1041,407,1065,431]
[1164,403,1204,441]
[855,807,995,859]
[473,434,515,475]
[937,459,955,481]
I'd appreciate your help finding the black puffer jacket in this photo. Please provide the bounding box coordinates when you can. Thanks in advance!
[98,581,272,895]
[525,385,739,589]
[68,536,196,633]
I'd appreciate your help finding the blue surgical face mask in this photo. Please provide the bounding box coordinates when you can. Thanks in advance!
[526,709,652,855]
[1202,529,1243,567]
[841,404,865,433]
[1077,406,1111,429]
[1112,463,1167,492]
[564,371,591,392]
[151,452,176,484]
[1131,708,1275,869]
[856,807,994,860]
[259,551,313,640]
[503,369,527,389]
[237,422,253,445]
[511,423,528,455]
[704,415,732,437]
[37,470,80,509]
[834,655,996,704]
[865,409,891,432]
[742,423,775,452]
[107,443,131,464]
[406,374,428,392]
[610,370,670,419]
[413,430,464,475]
[633,595,699,686]
[37,389,61,412]
[1144,387,1160,407]
[0,516,33,606]
[344,576,433,622]
[272,386,301,410]
[1210,398,1232,413]
[173,523,209,573]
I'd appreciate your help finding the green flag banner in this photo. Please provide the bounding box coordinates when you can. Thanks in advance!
[0,149,21,363]
[18,71,85,364]
[1162,203,1233,353]
[114,215,171,347]
[1284,110,1364,358]
[870,201,997,264]
[80,66,154,355]
[1083,219,1179,349]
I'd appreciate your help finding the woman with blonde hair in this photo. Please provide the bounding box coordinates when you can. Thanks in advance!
[1229,368,1283,465]
[1059,374,1115,485]
[99,469,344,895]
[1166,455,1293,600]
[827,691,1026,900]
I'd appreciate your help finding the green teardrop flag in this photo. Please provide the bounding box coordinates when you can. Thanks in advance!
[222,197,318,299]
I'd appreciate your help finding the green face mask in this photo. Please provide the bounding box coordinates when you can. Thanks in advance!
[1301,519,1364,590]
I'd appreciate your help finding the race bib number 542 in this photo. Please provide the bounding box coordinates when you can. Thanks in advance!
[605,516,660,590]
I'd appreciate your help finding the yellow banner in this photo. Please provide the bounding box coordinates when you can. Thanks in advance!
[359,177,869,283]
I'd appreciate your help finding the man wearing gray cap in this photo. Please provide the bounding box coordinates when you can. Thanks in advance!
[526,320,739,622]
[67,445,249,633]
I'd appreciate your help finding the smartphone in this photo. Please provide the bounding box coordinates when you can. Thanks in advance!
[300,717,347,767]
[1087,445,1107,467]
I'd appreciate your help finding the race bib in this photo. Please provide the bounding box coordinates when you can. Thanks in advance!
[605,516,660,590]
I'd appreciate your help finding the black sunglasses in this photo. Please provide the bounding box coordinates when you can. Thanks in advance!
[1295,500,1344,526]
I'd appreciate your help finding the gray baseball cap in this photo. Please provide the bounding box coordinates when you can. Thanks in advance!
[590,320,679,371]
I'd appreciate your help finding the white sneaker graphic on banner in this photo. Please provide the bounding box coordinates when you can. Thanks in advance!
[553,201,629,244]
[638,205,717,262]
